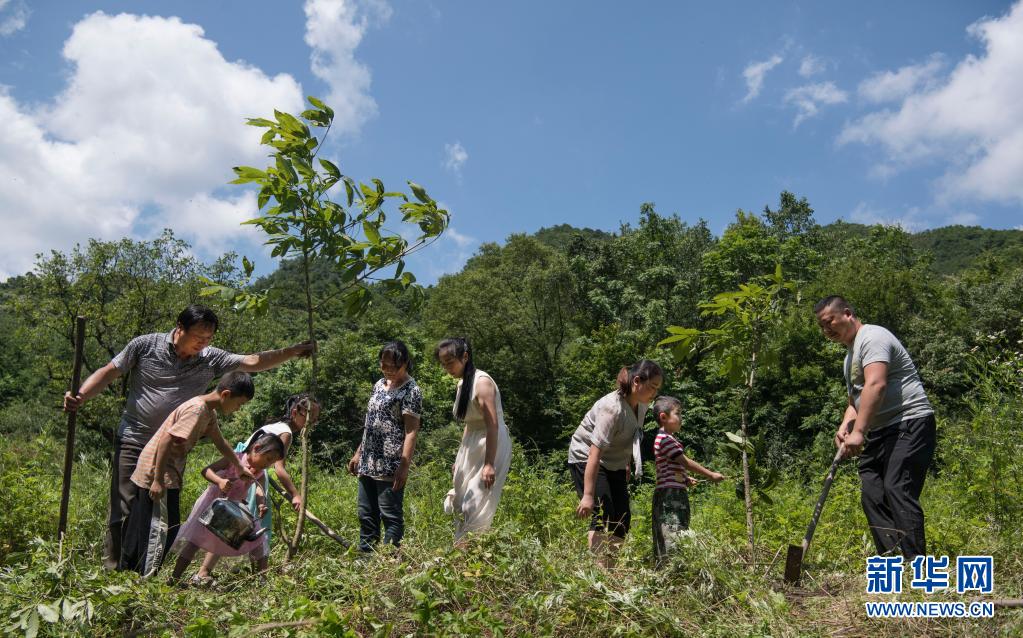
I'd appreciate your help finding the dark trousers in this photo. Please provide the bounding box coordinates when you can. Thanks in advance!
[569,462,631,538]
[652,487,690,567]
[104,436,145,570]
[857,414,936,560]
[118,485,180,576]
[357,476,405,552]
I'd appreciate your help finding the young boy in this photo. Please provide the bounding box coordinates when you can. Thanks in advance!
[119,371,257,576]
[651,395,724,567]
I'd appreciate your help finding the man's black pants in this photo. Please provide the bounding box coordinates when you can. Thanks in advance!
[857,414,936,560]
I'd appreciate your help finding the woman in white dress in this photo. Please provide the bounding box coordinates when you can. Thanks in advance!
[436,338,512,543]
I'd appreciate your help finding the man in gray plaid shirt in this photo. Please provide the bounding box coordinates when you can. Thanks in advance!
[63,304,315,569]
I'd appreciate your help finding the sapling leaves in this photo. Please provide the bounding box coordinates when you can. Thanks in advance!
[202,96,449,560]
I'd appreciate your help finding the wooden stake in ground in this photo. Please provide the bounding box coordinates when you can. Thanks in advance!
[57,316,86,541]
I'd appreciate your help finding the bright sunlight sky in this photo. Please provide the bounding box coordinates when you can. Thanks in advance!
[1,0,1021,281]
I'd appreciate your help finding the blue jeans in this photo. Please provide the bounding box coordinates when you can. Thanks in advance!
[357,476,405,552]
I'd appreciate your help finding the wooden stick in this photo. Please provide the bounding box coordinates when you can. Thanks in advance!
[57,316,86,541]
[267,476,349,548]
[991,599,1023,608]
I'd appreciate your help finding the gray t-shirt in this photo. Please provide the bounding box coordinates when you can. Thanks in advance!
[112,331,244,445]
[844,324,933,431]
[568,391,646,471]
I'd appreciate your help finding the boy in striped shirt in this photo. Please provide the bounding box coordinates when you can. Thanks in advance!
[652,396,724,567]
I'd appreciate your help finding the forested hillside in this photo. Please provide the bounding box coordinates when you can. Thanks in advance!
[1,192,1021,636]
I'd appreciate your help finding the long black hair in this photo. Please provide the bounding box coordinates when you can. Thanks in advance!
[262,392,319,427]
[435,337,476,420]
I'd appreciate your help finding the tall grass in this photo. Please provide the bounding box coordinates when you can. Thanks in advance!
[1,406,1021,636]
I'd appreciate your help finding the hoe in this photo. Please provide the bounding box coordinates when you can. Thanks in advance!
[784,421,853,585]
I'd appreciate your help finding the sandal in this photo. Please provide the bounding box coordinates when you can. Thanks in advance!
[188,574,214,588]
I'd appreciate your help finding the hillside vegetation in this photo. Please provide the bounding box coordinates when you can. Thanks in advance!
[1,192,1021,635]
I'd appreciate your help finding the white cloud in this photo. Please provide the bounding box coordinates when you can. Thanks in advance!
[303,0,390,136]
[848,202,927,232]
[0,0,28,36]
[443,142,468,178]
[0,12,306,279]
[741,54,783,103]
[398,202,477,283]
[445,226,474,249]
[947,211,980,226]
[171,192,265,254]
[857,54,945,103]
[839,1,1023,206]
[420,224,477,282]
[798,55,826,78]
[848,202,983,231]
[784,81,848,127]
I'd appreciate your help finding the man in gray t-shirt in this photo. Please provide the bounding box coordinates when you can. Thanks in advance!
[815,295,936,559]
[63,304,315,569]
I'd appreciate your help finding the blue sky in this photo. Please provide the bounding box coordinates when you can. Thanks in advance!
[1,0,1021,281]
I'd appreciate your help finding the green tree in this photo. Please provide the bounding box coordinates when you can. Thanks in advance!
[426,235,575,448]
[209,97,449,558]
[660,265,796,565]
[7,231,272,448]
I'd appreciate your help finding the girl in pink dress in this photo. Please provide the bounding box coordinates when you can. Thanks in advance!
[170,433,285,583]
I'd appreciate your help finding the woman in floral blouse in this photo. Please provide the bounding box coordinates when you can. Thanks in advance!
[347,341,423,552]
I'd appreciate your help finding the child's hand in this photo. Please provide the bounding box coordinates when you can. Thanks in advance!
[218,477,235,494]
[708,471,725,483]
[687,476,699,487]
[238,466,256,482]
[257,503,268,517]
[290,494,303,511]
[149,480,164,501]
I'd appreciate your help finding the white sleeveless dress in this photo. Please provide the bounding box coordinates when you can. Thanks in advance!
[446,371,512,540]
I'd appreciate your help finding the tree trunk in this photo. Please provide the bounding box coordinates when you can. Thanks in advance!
[286,246,318,563]
[741,350,758,568]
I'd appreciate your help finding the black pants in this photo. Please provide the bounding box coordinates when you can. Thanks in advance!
[857,414,936,560]
[104,436,145,570]
[357,476,405,552]
[569,462,631,538]
[118,485,180,576]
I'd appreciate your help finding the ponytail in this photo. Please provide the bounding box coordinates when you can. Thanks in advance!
[617,359,662,396]
[263,392,319,428]
[435,337,476,420]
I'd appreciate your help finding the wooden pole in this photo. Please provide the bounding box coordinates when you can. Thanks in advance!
[57,316,86,541]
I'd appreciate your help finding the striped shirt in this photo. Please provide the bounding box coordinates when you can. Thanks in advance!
[131,396,218,489]
[654,429,688,490]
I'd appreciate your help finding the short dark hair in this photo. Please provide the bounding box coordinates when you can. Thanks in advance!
[813,295,854,315]
[652,396,683,424]
[379,340,413,372]
[177,304,220,332]
[217,371,255,399]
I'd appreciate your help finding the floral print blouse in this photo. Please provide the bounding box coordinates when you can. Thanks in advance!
[357,377,423,478]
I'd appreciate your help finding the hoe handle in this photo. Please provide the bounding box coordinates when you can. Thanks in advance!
[800,420,855,551]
